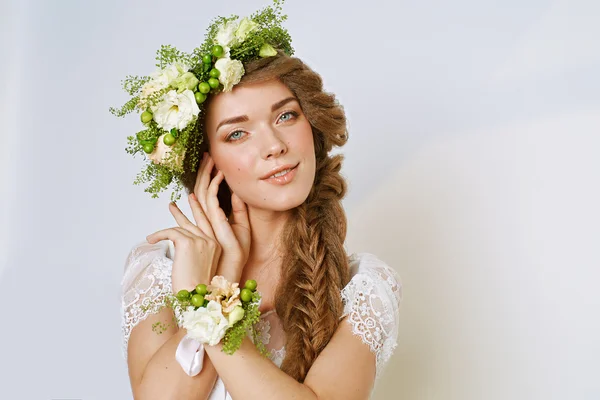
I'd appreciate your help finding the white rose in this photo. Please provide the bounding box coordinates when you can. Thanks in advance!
[152,89,199,131]
[151,62,189,86]
[235,17,258,42]
[182,301,230,346]
[138,62,189,109]
[215,20,239,48]
[215,57,245,92]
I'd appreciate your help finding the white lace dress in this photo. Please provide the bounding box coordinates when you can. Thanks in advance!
[121,240,402,399]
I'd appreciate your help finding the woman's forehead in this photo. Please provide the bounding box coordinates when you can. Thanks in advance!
[211,79,295,115]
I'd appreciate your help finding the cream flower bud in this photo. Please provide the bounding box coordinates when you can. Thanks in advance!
[228,306,245,327]
[171,72,200,93]
[259,43,277,58]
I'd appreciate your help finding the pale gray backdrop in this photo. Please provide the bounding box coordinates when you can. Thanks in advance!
[1,0,599,399]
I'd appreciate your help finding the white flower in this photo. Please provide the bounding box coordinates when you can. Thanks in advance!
[151,62,189,86]
[215,57,245,92]
[215,20,239,48]
[182,301,229,346]
[152,89,199,131]
[138,62,189,109]
[148,133,184,168]
[235,17,258,42]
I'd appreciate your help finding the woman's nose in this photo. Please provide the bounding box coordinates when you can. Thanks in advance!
[260,127,288,159]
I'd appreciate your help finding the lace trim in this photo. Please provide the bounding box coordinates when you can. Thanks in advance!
[341,253,402,378]
[121,244,180,359]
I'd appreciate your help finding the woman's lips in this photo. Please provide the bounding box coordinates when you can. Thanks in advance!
[262,164,298,185]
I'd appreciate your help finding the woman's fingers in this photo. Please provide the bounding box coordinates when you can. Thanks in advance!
[230,191,250,230]
[195,153,215,213]
[206,170,235,240]
[168,202,204,236]
[188,193,216,238]
[193,152,208,196]
[146,226,195,244]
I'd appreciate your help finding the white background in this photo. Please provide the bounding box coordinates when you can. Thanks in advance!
[1,0,599,399]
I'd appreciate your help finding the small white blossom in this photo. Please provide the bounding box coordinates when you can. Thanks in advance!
[215,57,245,92]
[235,17,258,42]
[152,89,199,131]
[151,62,189,87]
[182,301,229,346]
[215,20,239,48]
[138,62,189,109]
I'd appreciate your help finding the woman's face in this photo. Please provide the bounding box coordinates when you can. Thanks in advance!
[205,79,316,212]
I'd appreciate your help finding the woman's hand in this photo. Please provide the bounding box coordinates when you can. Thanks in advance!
[146,193,222,294]
[194,152,251,283]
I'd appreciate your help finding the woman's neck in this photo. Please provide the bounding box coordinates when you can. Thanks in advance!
[239,206,290,310]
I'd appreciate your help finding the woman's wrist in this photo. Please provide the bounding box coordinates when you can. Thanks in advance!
[172,272,213,294]
[215,262,245,284]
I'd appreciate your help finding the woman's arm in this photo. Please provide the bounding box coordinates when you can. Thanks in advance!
[204,316,377,400]
[127,307,219,400]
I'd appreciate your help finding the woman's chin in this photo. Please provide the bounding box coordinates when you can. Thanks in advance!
[245,193,308,213]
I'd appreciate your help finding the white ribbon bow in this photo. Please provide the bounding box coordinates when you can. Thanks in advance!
[175,334,205,376]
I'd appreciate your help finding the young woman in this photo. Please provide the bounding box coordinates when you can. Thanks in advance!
[119,4,402,399]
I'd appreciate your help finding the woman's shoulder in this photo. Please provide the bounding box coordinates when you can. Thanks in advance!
[346,252,403,306]
[341,252,403,378]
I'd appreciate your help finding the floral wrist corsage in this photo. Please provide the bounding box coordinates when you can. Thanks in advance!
[174,275,267,356]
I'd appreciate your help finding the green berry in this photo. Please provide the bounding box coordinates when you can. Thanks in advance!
[202,54,212,64]
[195,92,207,104]
[208,78,220,89]
[240,288,253,302]
[244,279,257,291]
[211,45,224,57]
[142,143,154,154]
[163,133,176,146]
[191,294,204,307]
[140,110,153,124]
[209,68,220,78]
[198,82,211,94]
[195,284,208,295]
[176,289,190,300]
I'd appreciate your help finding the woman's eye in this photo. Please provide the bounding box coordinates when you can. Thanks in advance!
[278,111,297,123]
[227,130,245,141]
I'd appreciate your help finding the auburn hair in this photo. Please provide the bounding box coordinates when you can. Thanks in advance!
[180,51,350,382]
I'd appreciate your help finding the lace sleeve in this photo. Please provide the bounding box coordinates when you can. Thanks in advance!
[340,253,403,378]
[120,240,176,359]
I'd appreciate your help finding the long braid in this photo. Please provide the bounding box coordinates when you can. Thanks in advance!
[275,153,350,381]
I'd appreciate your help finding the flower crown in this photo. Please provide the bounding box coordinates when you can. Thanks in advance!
[110,0,293,201]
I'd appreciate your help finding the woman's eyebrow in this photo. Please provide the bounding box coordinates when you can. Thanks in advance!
[216,96,298,131]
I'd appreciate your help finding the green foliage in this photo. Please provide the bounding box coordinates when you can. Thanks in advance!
[155,44,193,69]
[222,291,269,357]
